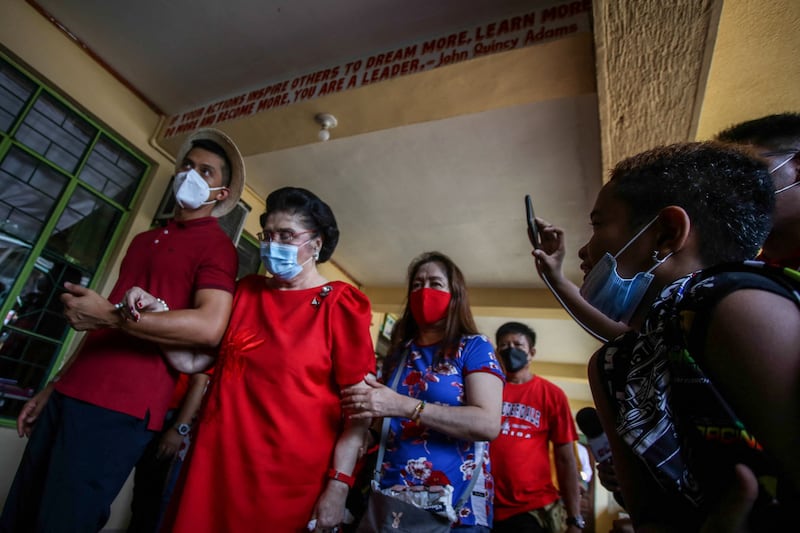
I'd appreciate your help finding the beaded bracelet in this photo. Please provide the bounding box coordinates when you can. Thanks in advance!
[410,400,426,425]
[154,297,169,311]
[115,297,169,312]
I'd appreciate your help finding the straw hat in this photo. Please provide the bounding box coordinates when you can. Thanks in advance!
[175,128,245,217]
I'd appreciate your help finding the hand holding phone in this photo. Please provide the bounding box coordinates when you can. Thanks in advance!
[525,195,541,250]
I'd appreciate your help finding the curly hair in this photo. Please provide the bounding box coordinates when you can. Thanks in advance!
[263,187,340,262]
[608,142,774,264]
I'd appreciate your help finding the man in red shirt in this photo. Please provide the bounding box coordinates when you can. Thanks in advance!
[716,113,800,270]
[490,322,584,533]
[0,128,244,532]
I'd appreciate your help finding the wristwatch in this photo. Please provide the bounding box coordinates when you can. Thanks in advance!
[175,423,191,436]
[566,515,586,529]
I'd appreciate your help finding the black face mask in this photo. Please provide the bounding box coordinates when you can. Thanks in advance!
[499,347,529,373]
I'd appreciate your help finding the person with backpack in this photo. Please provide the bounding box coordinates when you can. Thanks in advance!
[575,142,798,531]
[528,113,800,345]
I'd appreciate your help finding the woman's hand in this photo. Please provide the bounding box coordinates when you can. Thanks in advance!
[341,374,409,419]
[118,286,167,322]
[309,480,348,532]
[531,217,568,283]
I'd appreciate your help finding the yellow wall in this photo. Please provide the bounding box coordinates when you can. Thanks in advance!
[695,0,800,140]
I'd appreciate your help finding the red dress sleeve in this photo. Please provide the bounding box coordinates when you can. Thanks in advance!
[331,283,376,386]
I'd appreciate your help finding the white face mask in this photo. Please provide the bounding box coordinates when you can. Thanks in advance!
[775,181,799,195]
[768,151,799,194]
[172,169,224,210]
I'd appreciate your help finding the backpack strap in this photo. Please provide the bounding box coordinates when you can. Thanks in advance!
[678,260,800,352]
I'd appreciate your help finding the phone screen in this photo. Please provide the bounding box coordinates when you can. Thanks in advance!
[525,195,541,249]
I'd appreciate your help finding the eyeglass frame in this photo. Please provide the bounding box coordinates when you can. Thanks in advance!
[257,228,317,244]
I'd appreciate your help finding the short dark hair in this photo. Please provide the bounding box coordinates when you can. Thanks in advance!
[715,113,800,151]
[495,321,536,348]
[191,139,231,187]
[264,187,339,262]
[608,142,774,265]
[390,251,479,358]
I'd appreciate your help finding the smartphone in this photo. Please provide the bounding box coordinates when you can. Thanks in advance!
[525,194,541,249]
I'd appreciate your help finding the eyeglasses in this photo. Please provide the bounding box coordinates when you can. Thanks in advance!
[761,149,799,174]
[257,229,315,244]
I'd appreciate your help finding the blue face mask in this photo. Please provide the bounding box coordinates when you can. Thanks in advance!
[579,217,671,323]
[260,240,313,280]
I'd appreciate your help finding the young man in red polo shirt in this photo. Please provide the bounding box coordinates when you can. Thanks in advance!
[0,128,244,533]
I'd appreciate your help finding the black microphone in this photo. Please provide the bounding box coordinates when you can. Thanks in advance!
[576,407,612,464]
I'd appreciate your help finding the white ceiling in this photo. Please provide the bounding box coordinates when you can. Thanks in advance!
[248,95,601,287]
[33,0,602,290]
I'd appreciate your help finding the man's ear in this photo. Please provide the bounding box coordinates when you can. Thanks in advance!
[214,187,230,202]
[655,205,691,255]
[528,347,537,360]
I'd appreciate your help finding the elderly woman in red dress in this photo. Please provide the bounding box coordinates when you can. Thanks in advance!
[163,187,376,532]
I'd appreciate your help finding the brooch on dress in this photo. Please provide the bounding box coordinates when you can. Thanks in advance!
[311,285,333,308]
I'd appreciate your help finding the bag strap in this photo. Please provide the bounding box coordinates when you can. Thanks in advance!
[372,348,408,486]
[678,261,800,354]
[372,346,484,513]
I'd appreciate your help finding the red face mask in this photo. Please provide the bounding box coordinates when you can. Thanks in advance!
[410,288,451,327]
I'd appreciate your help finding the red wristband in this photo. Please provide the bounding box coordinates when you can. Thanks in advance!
[327,468,355,488]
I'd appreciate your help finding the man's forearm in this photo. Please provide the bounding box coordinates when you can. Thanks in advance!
[119,308,228,348]
[115,288,233,348]
[555,443,582,517]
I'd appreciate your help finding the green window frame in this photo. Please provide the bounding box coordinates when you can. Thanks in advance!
[236,232,262,280]
[0,52,151,425]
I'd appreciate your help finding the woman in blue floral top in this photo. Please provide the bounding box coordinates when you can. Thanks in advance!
[343,251,505,531]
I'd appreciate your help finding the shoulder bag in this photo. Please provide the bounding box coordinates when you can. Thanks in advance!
[355,348,483,532]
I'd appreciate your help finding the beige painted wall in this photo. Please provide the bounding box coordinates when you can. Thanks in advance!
[695,0,800,140]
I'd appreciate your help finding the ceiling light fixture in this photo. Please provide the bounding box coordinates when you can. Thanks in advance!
[315,113,338,142]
